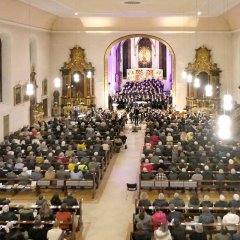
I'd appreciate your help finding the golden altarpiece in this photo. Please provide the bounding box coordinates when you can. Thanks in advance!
[185,46,222,112]
[60,45,95,115]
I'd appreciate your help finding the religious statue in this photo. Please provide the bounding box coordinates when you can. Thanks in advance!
[53,90,60,106]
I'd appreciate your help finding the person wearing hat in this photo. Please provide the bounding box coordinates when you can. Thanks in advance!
[189,224,207,240]
[0,205,18,221]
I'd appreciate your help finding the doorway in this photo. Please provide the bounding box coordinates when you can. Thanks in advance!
[43,98,48,117]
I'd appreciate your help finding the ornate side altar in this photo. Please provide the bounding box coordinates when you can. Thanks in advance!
[59,45,95,115]
[184,46,222,112]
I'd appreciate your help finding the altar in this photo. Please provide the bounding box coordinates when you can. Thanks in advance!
[127,68,163,81]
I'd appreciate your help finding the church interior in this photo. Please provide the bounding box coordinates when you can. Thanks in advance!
[0,0,240,239]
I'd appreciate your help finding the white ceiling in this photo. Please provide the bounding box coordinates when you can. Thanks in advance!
[19,0,240,18]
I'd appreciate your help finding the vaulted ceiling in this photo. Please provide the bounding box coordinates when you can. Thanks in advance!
[1,0,240,31]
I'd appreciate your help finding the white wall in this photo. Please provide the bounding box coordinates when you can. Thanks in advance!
[232,31,240,104]
[0,22,51,141]
[51,31,233,110]
[0,22,236,141]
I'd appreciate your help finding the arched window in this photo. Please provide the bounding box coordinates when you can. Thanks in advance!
[0,38,2,102]
[122,39,131,78]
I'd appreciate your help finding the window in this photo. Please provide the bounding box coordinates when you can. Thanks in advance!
[0,39,2,102]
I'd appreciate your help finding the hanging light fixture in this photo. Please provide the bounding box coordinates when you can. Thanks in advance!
[182,71,187,79]
[54,77,61,88]
[218,115,231,139]
[194,77,200,88]
[73,73,80,82]
[187,74,193,83]
[26,83,34,96]
[205,84,212,97]
[223,94,232,111]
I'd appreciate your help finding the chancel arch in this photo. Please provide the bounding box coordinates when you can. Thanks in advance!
[104,34,176,109]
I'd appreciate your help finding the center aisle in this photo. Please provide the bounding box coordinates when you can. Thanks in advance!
[81,129,145,240]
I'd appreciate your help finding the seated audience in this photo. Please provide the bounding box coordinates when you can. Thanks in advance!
[154,222,172,240]
[70,165,83,180]
[152,207,167,230]
[169,193,185,207]
[0,205,18,221]
[44,166,55,180]
[19,204,34,221]
[63,192,78,206]
[229,194,240,208]
[132,222,151,240]
[189,224,207,240]
[214,194,228,208]
[36,194,46,206]
[47,221,63,240]
[213,227,232,240]
[138,192,151,207]
[134,208,152,234]
[39,201,55,221]
[28,220,48,240]
[50,193,62,206]
[188,192,200,207]
[222,207,239,232]
[152,193,169,207]
[198,206,215,224]
[170,219,187,240]
[56,204,72,230]
[200,195,213,207]
[167,204,184,223]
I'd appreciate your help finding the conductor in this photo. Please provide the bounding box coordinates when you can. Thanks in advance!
[133,107,140,126]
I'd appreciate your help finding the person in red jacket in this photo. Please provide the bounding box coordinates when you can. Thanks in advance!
[56,203,72,230]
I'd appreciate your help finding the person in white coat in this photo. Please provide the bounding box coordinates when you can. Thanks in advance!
[222,207,240,231]
[154,222,172,240]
